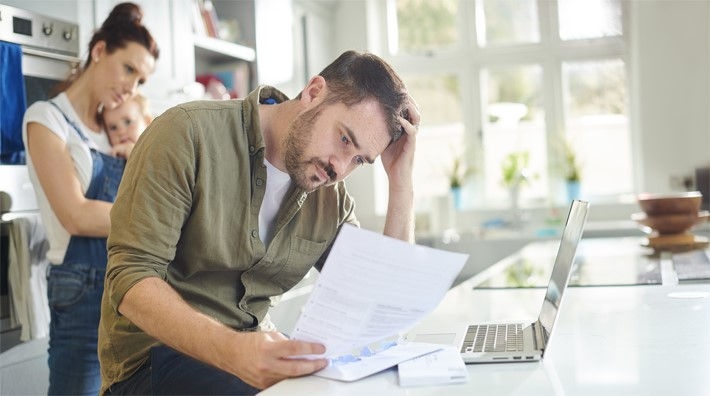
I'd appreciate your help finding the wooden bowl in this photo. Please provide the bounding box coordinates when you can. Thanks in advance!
[637,191,702,216]
[631,210,709,234]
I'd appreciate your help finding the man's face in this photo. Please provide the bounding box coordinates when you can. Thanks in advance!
[283,98,391,192]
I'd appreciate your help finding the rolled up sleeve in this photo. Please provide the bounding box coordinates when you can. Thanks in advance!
[105,107,197,314]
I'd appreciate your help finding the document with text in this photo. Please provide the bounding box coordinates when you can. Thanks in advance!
[291,224,468,362]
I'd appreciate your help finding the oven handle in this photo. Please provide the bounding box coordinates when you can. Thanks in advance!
[22,47,81,63]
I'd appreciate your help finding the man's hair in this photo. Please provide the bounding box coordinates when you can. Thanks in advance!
[300,51,408,142]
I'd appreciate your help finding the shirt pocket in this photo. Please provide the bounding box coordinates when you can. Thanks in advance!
[272,236,327,290]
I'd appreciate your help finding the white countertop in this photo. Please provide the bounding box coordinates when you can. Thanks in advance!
[261,247,710,396]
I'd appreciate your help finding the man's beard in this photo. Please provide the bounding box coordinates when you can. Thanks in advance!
[283,104,336,192]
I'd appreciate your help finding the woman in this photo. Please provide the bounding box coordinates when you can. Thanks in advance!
[21,3,158,395]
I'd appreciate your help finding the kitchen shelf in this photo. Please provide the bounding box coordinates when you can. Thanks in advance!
[193,35,256,64]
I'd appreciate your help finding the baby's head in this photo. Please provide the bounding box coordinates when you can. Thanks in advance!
[102,94,152,146]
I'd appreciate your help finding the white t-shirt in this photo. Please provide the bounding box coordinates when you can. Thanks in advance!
[258,158,292,247]
[22,92,112,264]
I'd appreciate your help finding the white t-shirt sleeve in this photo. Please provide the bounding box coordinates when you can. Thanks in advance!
[22,101,71,144]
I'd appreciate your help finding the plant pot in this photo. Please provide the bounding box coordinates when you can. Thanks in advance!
[566,181,581,202]
[451,187,463,210]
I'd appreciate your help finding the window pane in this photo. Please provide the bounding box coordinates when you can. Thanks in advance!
[394,0,459,54]
[481,65,547,205]
[375,74,465,214]
[563,59,632,196]
[558,0,622,40]
[476,0,540,47]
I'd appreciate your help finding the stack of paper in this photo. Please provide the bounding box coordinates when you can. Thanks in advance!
[397,346,470,387]
[290,224,468,381]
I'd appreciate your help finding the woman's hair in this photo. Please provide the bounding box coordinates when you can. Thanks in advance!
[54,2,159,94]
[85,2,159,69]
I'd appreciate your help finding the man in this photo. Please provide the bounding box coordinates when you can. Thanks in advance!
[98,51,420,395]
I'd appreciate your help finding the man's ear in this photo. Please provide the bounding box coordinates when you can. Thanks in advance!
[300,75,327,105]
[144,115,153,125]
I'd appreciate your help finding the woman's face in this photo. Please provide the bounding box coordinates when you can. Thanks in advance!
[91,41,155,110]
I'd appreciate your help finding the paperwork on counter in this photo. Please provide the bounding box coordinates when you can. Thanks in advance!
[316,341,443,382]
[398,345,469,387]
[290,224,468,381]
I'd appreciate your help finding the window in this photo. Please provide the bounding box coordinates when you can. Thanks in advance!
[375,73,465,214]
[482,64,547,202]
[380,0,630,211]
[558,0,622,40]
[563,59,631,196]
[476,0,540,47]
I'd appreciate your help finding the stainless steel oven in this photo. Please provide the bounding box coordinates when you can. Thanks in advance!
[0,4,80,350]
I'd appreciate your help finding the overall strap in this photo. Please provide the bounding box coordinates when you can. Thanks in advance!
[47,100,92,145]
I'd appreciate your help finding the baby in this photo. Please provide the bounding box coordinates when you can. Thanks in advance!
[102,94,152,159]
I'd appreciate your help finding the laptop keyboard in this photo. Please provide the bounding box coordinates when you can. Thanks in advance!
[461,324,524,353]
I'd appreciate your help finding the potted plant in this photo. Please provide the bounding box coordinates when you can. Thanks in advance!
[446,154,473,210]
[501,151,532,213]
[562,140,582,202]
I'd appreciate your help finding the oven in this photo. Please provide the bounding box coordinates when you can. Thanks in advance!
[0,3,81,164]
[0,4,80,350]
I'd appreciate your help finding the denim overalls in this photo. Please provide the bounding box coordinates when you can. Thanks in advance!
[45,101,125,396]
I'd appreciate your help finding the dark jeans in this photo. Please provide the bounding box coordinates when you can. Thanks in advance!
[106,345,260,395]
[47,263,105,396]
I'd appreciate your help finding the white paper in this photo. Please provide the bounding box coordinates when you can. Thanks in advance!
[398,346,470,387]
[291,224,468,358]
[315,342,442,382]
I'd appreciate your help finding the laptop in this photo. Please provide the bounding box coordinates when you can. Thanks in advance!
[407,200,589,363]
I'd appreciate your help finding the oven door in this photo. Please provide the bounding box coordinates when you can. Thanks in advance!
[22,47,79,106]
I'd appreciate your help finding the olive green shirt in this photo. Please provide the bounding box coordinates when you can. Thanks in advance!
[98,86,358,393]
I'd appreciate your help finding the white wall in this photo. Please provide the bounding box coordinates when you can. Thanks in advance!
[631,0,710,193]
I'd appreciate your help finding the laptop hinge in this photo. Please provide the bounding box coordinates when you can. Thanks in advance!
[532,320,547,352]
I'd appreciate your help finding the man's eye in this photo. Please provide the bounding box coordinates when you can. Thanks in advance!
[355,156,364,165]
[341,135,349,145]
[124,119,132,126]
[124,64,135,74]
[108,125,117,131]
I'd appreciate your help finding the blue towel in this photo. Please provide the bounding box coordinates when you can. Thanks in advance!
[0,41,28,164]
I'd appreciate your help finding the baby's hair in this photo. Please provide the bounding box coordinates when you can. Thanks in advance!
[131,94,151,119]
[100,94,151,131]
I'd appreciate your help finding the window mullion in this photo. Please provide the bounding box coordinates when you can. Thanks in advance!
[540,0,565,202]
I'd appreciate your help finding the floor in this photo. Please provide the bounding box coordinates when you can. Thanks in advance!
[0,337,48,395]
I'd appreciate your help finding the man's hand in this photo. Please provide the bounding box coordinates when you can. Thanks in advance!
[112,142,135,159]
[380,96,421,192]
[381,95,420,242]
[120,278,328,391]
[228,331,328,389]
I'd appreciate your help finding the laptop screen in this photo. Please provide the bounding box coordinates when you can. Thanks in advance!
[537,200,589,343]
